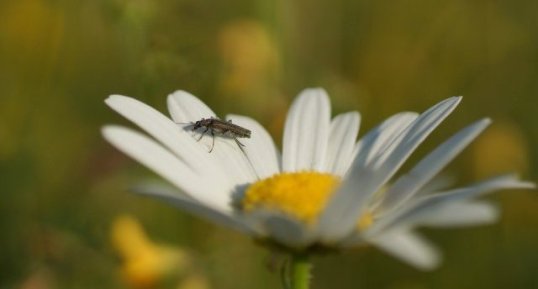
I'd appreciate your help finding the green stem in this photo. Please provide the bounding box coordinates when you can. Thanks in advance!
[290,253,311,289]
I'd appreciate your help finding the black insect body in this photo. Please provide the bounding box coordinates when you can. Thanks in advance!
[185,117,251,152]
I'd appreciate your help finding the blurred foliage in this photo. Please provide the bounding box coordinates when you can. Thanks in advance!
[1,0,537,288]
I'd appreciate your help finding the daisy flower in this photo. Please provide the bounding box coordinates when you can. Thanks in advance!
[102,88,534,288]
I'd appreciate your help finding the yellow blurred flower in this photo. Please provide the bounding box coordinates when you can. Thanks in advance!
[110,215,191,288]
[218,20,279,95]
[472,121,529,178]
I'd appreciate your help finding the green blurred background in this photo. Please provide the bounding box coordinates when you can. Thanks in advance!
[1,0,537,288]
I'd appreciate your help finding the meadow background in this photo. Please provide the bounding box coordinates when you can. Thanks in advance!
[1,0,537,288]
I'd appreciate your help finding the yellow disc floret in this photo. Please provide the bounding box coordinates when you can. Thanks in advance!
[357,211,373,231]
[241,172,341,224]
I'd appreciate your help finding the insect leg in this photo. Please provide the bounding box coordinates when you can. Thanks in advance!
[209,130,216,153]
[197,127,209,141]
[234,137,245,147]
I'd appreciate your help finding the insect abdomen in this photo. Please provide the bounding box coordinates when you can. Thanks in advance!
[211,119,251,138]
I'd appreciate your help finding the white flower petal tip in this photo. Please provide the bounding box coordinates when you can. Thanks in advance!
[167,90,216,123]
[282,88,331,172]
[445,96,463,106]
[101,125,232,212]
[298,87,330,98]
[105,94,155,112]
[479,174,536,191]
[378,117,493,214]
[373,231,442,271]
[324,111,361,175]
[367,174,535,236]
[512,180,536,189]
[416,201,500,228]
[105,94,125,101]
[105,94,134,113]
[105,94,120,104]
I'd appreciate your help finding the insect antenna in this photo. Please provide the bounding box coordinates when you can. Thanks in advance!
[173,121,199,138]
[173,121,194,125]
[174,121,198,131]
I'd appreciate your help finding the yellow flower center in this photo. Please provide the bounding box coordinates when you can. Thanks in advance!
[241,171,376,231]
[242,172,340,223]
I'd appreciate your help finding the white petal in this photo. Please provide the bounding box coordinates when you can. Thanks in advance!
[317,112,417,242]
[102,125,232,212]
[370,97,462,170]
[379,118,491,214]
[323,112,361,176]
[414,201,499,227]
[372,229,441,271]
[206,139,259,185]
[417,174,456,195]
[166,91,258,185]
[251,211,316,248]
[167,90,216,122]
[319,97,461,242]
[317,164,374,242]
[226,114,280,179]
[105,94,225,182]
[132,181,258,234]
[416,174,534,204]
[369,174,534,235]
[354,112,418,169]
[282,88,331,172]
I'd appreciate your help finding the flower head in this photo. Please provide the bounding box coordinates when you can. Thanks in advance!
[111,215,192,287]
[102,88,534,270]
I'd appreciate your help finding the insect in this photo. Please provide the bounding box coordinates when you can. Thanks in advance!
[181,117,251,152]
